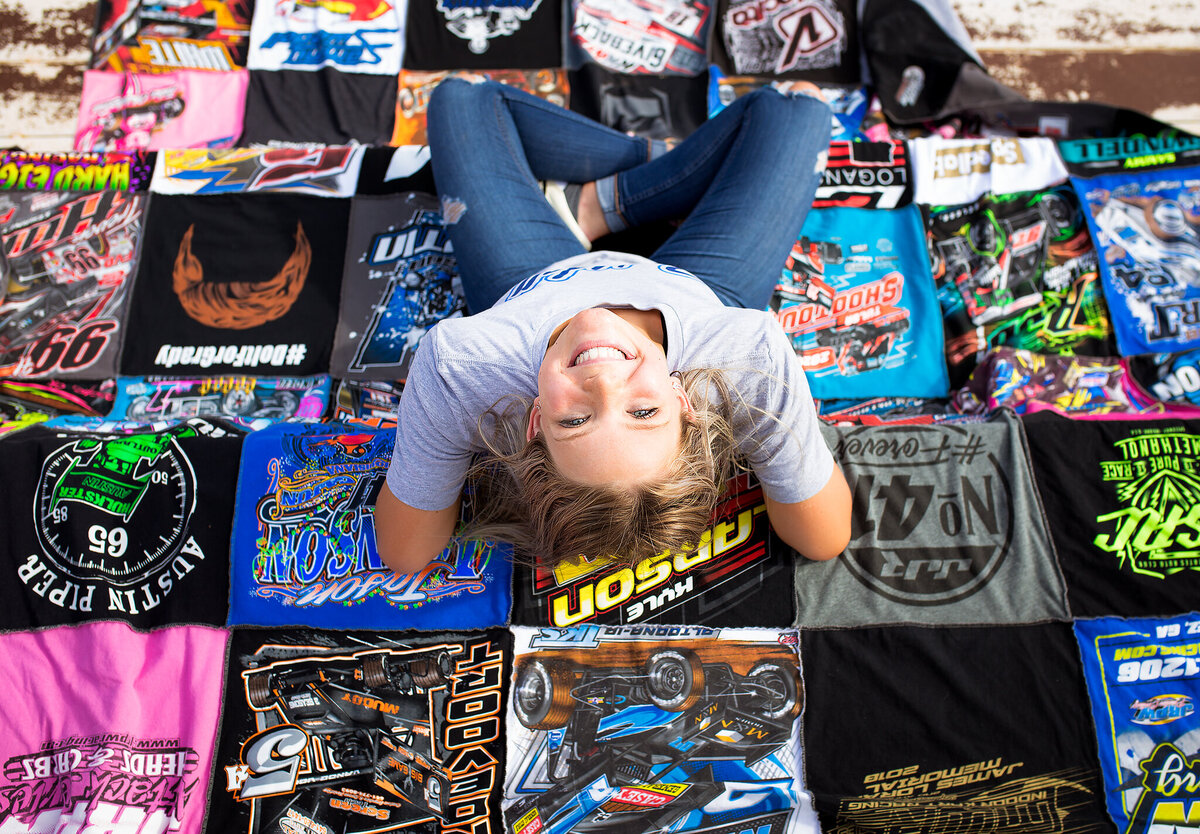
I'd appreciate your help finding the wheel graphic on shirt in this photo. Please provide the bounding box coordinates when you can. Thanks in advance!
[33,431,197,585]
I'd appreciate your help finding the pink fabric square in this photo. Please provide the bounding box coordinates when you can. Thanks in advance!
[75,70,249,152]
[0,621,229,834]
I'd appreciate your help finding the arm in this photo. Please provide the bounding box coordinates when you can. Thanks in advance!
[763,464,851,561]
[373,483,460,575]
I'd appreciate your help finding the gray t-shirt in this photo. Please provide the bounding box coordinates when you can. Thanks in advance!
[386,252,834,510]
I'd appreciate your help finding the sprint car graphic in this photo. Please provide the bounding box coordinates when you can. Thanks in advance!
[773,236,841,310]
[1093,195,1200,286]
[814,307,911,375]
[126,383,300,421]
[243,649,455,818]
[0,276,102,351]
[931,191,1078,325]
[508,646,801,834]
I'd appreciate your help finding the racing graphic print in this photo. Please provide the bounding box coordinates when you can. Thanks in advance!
[111,375,330,424]
[228,422,511,629]
[1075,613,1200,834]
[0,622,228,834]
[1092,425,1200,579]
[771,204,948,400]
[332,378,402,425]
[1059,135,1200,179]
[210,628,510,834]
[75,68,249,152]
[513,473,796,627]
[0,189,144,379]
[1024,417,1200,618]
[813,141,910,210]
[0,417,241,627]
[92,0,253,71]
[247,0,405,74]
[0,150,153,192]
[720,0,847,76]
[150,145,365,196]
[797,415,1069,627]
[1130,348,1200,407]
[505,625,817,834]
[332,194,464,381]
[927,185,1111,386]
[569,0,713,76]
[1072,163,1200,355]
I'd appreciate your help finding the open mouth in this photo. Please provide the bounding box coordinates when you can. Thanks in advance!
[571,345,632,366]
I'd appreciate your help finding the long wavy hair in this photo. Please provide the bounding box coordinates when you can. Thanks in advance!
[462,368,744,568]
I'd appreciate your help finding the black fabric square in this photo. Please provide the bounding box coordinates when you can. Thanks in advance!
[0,419,241,628]
[1025,413,1200,618]
[403,0,563,70]
[120,192,350,376]
[802,623,1114,834]
[239,69,397,146]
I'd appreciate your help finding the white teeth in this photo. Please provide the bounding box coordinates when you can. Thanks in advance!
[573,347,627,366]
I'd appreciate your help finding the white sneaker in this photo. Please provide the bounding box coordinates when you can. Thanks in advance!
[541,180,591,251]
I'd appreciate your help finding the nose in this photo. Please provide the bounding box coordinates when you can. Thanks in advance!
[579,363,628,398]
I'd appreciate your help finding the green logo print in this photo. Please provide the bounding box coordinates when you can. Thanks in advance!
[1093,428,1200,578]
[51,427,196,521]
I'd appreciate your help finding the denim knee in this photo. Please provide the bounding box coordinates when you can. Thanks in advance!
[427,78,498,137]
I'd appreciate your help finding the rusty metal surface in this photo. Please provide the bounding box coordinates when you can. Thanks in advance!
[0,0,95,149]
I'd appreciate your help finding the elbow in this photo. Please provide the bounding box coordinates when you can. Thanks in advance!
[375,531,450,576]
[798,522,850,562]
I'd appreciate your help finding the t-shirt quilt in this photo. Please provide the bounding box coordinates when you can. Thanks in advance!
[1024,414,1200,618]
[247,0,407,75]
[771,203,948,399]
[512,473,796,628]
[120,192,350,377]
[1074,612,1200,834]
[567,0,713,76]
[330,192,465,381]
[1070,163,1200,356]
[796,413,1069,627]
[75,69,249,152]
[0,621,229,834]
[0,189,144,379]
[228,422,512,629]
[505,624,819,834]
[209,626,511,834]
[0,417,241,628]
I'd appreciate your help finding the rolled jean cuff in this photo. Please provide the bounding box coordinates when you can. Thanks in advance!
[594,173,628,234]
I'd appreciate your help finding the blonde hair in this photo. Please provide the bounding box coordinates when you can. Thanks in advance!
[462,369,742,568]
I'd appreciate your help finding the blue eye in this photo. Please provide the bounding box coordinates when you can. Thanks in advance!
[631,408,659,419]
[559,416,589,427]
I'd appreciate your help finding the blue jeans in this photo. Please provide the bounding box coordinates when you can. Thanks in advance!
[427,78,831,312]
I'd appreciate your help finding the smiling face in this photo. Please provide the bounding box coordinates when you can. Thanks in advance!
[531,307,692,488]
